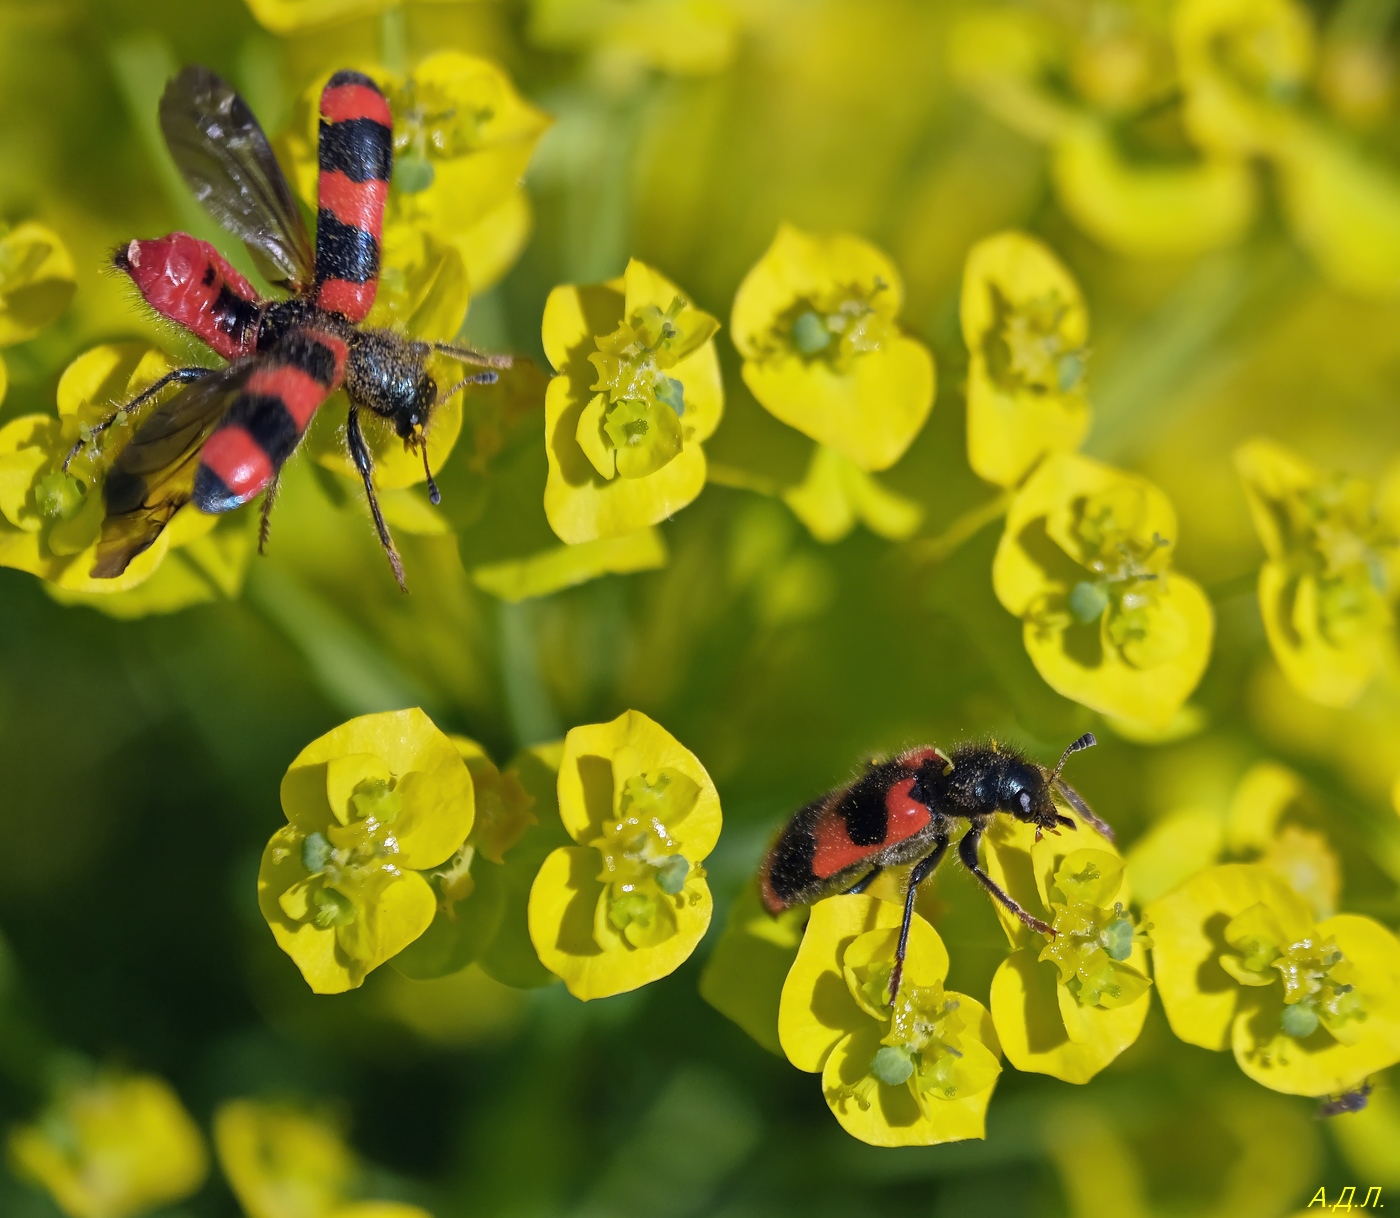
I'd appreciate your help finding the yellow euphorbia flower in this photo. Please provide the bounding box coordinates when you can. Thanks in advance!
[528,710,720,999]
[0,343,252,614]
[1175,0,1316,159]
[542,260,722,543]
[961,232,1090,489]
[993,452,1214,732]
[731,224,935,473]
[8,1073,207,1218]
[281,55,549,295]
[215,1099,434,1218]
[260,708,475,993]
[778,895,1001,1147]
[1147,863,1400,1096]
[1236,438,1399,708]
[980,810,1152,1083]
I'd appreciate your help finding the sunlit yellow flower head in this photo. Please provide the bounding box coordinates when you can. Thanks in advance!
[1236,437,1399,708]
[0,343,252,615]
[528,709,720,999]
[282,54,549,296]
[961,232,1090,489]
[980,802,1152,1082]
[993,452,1214,731]
[542,260,722,543]
[261,708,476,993]
[215,1099,433,1218]
[243,0,399,33]
[731,224,935,472]
[1147,863,1400,1096]
[8,1072,207,1218]
[778,895,1002,1147]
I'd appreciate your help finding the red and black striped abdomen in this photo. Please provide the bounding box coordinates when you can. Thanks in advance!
[116,233,262,360]
[194,327,347,512]
[313,70,391,323]
[759,754,944,914]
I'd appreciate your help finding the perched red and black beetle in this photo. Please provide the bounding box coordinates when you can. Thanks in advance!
[759,733,1108,1002]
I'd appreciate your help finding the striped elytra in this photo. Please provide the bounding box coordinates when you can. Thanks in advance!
[314,70,392,322]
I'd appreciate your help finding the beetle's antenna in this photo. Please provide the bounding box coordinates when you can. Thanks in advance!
[1049,732,1096,784]
[433,342,513,370]
[437,371,499,405]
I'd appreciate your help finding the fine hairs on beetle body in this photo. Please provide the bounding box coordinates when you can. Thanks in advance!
[760,733,1106,1000]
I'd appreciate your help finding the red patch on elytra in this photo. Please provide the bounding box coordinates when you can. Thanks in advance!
[318,171,388,235]
[320,82,391,126]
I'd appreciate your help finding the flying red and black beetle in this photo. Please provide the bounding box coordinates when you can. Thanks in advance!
[67,65,508,590]
[759,732,1109,1002]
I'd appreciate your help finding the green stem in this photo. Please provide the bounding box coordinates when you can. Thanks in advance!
[380,3,407,76]
[705,462,785,497]
[907,491,1013,565]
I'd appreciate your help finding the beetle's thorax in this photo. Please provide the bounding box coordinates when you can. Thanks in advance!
[344,327,431,422]
[916,743,1049,821]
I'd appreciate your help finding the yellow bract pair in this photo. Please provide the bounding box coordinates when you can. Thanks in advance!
[981,812,1152,1085]
[7,1072,207,1218]
[1148,863,1400,1097]
[542,259,723,544]
[528,709,721,1000]
[1236,437,1400,708]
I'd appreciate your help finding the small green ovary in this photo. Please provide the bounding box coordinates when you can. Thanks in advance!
[33,471,86,522]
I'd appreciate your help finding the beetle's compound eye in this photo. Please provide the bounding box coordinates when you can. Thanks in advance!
[1018,790,1033,815]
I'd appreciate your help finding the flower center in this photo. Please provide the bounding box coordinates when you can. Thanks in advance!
[294,777,406,927]
[984,286,1086,396]
[778,280,892,369]
[33,470,87,522]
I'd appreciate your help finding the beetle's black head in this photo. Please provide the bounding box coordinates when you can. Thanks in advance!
[1004,732,1097,839]
[392,372,437,441]
[999,759,1065,834]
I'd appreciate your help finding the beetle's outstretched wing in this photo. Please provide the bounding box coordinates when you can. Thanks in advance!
[93,359,256,577]
[160,65,315,291]
[1053,778,1115,842]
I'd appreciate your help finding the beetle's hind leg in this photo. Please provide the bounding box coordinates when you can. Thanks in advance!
[957,824,1054,937]
[843,866,882,896]
[346,404,407,593]
[62,366,212,472]
[258,473,280,555]
[888,837,950,1004]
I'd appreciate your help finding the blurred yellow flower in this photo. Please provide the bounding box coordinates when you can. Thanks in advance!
[953,12,1256,260]
[961,232,1090,489]
[993,452,1214,731]
[542,259,722,543]
[281,54,549,296]
[778,895,1001,1147]
[1236,437,1399,707]
[529,0,742,77]
[528,709,720,999]
[731,224,935,473]
[215,1099,433,1218]
[260,708,475,993]
[1147,863,1400,1096]
[980,807,1152,1083]
[0,343,252,614]
[0,220,76,348]
[8,1073,207,1218]
[781,444,923,544]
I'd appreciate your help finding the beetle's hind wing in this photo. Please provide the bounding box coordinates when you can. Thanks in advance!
[92,359,256,577]
[1053,777,1114,842]
[160,65,315,292]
